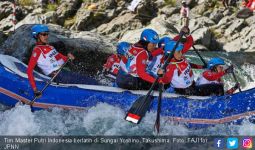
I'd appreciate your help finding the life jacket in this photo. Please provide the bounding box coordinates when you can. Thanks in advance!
[170,58,194,88]
[103,54,121,76]
[119,45,148,77]
[147,54,163,77]
[35,45,65,75]
[196,70,222,86]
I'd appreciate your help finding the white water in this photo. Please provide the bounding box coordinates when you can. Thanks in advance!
[1,102,255,136]
[0,55,255,136]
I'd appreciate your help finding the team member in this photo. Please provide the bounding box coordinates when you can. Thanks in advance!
[103,42,131,80]
[196,57,240,96]
[157,27,205,95]
[27,24,97,97]
[116,29,159,90]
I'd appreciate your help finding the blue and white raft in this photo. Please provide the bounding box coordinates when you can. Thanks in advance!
[0,54,254,128]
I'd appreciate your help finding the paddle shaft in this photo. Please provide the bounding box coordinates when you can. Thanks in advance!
[132,32,185,117]
[232,71,242,92]
[155,83,163,133]
[30,58,70,105]
[192,45,207,66]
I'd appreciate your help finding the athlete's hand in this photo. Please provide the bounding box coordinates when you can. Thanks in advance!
[225,65,234,74]
[67,53,75,60]
[233,83,240,90]
[180,26,190,36]
[157,69,164,77]
[33,90,42,98]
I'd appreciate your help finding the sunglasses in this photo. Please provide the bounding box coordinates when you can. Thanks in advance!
[40,33,49,36]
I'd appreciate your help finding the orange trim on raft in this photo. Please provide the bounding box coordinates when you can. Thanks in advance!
[0,87,85,110]
[1,87,255,125]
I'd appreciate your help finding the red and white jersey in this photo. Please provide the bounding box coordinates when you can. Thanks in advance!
[103,54,121,76]
[27,43,67,89]
[160,58,194,88]
[36,46,65,75]
[119,45,155,83]
[247,0,255,10]
[120,45,146,77]
[196,70,225,86]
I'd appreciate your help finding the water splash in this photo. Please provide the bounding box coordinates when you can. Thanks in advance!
[0,102,254,136]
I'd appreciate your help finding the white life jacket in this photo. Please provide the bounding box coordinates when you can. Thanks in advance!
[195,74,221,86]
[147,54,163,77]
[36,46,65,75]
[170,60,194,88]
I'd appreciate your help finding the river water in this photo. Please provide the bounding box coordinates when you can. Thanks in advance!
[0,51,254,136]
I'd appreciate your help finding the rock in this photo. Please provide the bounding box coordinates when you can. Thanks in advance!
[243,25,255,52]
[43,11,58,24]
[71,9,108,31]
[189,16,215,31]
[0,1,29,22]
[71,0,123,31]
[245,15,255,26]
[190,3,207,16]
[120,15,179,43]
[154,0,165,8]
[135,0,158,23]
[192,27,213,48]
[159,5,180,17]
[0,15,13,31]
[97,13,143,36]
[223,38,242,52]
[56,0,81,25]
[223,24,255,52]
[0,24,116,75]
[11,13,50,30]
[224,19,246,36]
[0,31,7,46]
[148,15,179,36]
[216,15,234,27]
[209,8,224,23]
[0,1,13,21]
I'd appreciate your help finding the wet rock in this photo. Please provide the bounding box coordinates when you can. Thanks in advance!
[0,24,115,75]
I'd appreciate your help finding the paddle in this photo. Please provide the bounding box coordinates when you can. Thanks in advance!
[232,70,242,92]
[192,45,207,67]
[154,83,163,133]
[30,58,70,107]
[125,32,184,124]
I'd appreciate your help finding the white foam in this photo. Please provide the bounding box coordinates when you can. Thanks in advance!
[0,104,39,135]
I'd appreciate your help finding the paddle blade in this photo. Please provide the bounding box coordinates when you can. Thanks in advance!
[125,95,154,124]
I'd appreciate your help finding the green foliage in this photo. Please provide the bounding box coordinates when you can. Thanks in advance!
[164,0,176,6]
[46,4,58,11]
[46,0,61,12]
[18,0,34,6]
